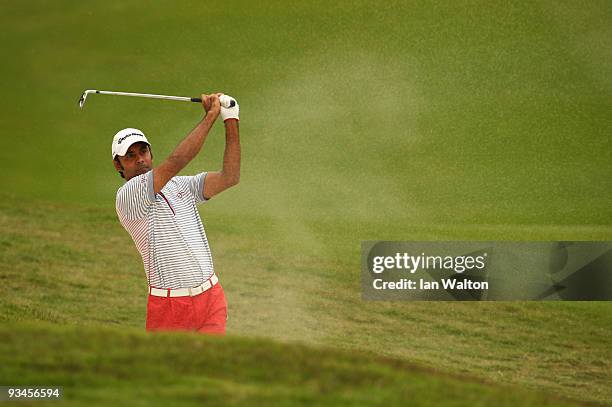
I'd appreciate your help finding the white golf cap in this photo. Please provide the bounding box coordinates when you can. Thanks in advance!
[111,128,151,158]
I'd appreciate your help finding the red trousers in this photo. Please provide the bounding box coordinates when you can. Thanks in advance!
[146,283,227,334]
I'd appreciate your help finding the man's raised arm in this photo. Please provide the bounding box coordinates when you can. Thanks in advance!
[153,94,221,194]
[203,100,241,200]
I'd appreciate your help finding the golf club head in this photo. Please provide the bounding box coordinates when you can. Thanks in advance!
[78,90,95,109]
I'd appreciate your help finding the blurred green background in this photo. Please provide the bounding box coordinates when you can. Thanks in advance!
[2,1,610,229]
[1,1,611,405]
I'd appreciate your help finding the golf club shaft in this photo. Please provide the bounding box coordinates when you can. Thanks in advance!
[91,90,201,103]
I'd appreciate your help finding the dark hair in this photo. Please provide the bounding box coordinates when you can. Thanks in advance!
[114,157,125,179]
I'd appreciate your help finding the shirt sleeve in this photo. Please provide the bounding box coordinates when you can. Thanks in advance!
[176,172,208,204]
[115,171,156,220]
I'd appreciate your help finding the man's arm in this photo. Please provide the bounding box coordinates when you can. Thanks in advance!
[153,94,220,194]
[203,118,240,199]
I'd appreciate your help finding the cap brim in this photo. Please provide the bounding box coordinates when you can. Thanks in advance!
[113,140,151,158]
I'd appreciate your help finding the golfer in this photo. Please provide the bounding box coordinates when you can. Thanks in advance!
[112,93,240,334]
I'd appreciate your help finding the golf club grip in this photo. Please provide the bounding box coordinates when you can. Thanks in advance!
[191,97,236,108]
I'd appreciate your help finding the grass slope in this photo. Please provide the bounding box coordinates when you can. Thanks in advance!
[0,196,610,405]
[0,322,579,406]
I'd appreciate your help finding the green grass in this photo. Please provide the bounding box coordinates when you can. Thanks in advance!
[1,196,610,405]
[1,0,611,405]
[0,1,610,226]
[0,322,580,406]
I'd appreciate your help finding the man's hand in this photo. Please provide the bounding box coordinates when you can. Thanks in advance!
[220,95,240,122]
[202,93,221,122]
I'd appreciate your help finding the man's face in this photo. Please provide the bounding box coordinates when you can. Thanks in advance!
[113,142,153,180]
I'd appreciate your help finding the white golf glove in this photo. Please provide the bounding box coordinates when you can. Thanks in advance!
[219,94,239,122]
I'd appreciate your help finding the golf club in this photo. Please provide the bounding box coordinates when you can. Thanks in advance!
[78,89,236,109]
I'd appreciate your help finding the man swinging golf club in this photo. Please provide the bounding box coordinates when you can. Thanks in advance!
[112,92,240,334]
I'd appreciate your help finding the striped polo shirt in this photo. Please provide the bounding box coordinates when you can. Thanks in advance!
[116,170,214,289]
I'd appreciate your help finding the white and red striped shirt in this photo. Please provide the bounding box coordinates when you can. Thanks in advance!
[115,171,214,289]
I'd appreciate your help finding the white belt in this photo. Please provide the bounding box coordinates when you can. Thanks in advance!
[149,274,219,297]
